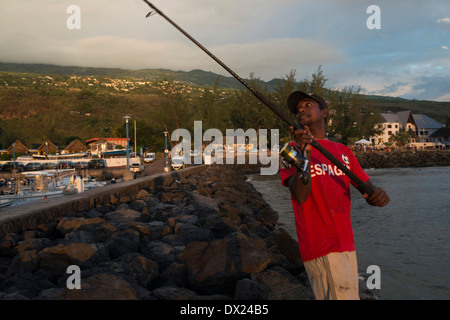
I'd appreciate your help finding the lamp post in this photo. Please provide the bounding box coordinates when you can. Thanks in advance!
[134,120,137,159]
[164,131,170,172]
[123,116,131,171]
[12,143,16,172]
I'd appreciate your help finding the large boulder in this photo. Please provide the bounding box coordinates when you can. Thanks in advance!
[38,243,108,276]
[179,233,271,294]
[57,273,138,300]
[126,255,160,288]
[251,267,314,300]
[104,208,143,227]
[106,229,140,259]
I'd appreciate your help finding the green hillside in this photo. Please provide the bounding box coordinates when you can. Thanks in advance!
[0,62,448,153]
[365,95,449,124]
[1,62,448,121]
[0,63,246,89]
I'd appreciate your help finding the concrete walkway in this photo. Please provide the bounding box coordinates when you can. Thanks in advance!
[0,159,204,237]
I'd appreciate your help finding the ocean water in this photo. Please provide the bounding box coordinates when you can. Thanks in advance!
[249,166,450,300]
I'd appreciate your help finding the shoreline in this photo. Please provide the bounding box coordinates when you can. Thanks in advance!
[1,150,448,300]
[354,150,450,169]
[1,150,449,180]
[0,164,319,300]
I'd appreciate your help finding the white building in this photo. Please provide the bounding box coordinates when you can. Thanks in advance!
[370,112,402,145]
[370,110,443,146]
[410,114,444,142]
[429,117,450,146]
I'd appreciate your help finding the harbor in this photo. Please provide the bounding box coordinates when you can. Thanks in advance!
[0,0,449,305]
[0,156,167,210]
[0,162,319,300]
[0,150,449,300]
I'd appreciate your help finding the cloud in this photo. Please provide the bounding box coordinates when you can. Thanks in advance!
[0,0,449,102]
[376,81,415,98]
[437,17,450,26]
[8,35,342,81]
[0,0,341,80]
[408,75,450,101]
[211,38,344,80]
[371,74,450,101]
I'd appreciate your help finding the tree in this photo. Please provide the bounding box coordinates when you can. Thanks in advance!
[360,106,383,139]
[115,120,165,152]
[272,68,328,144]
[309,65,328,97]
[64,136,83,146]
[326,86,381,145]
[389,131,411,148]
[153,78,192,136]
[226,73,269,130]
[191,78,224,130]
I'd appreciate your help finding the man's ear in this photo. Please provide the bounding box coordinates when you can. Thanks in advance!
[322,108,329,119]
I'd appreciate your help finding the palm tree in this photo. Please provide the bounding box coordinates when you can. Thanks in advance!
[389,131,411,149]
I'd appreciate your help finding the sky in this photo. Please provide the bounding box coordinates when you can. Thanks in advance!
[0,0,449,101]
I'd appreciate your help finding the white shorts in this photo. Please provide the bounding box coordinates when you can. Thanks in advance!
[303,251,360,300]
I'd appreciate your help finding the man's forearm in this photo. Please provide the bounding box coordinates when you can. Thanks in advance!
[288,169,312,203]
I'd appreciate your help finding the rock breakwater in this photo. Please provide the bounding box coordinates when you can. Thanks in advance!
[356,150,450,169]
[2,150,445,300]
[0,164,324,300]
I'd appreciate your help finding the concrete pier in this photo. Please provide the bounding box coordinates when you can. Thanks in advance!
[0,162,320,301]
[0,163,204,238]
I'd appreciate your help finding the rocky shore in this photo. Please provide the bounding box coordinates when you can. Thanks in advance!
[0,164,322,300]
[1,150,448,300]
[355,150,450,168]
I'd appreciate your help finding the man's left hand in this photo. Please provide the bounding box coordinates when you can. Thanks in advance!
[363,187,390,207]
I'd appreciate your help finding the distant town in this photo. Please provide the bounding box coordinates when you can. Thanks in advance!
[0,64,449,167]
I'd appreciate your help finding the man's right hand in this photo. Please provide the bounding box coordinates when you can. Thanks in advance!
[290,125,313,155]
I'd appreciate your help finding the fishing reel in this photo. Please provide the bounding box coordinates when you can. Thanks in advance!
[280,144,310,185]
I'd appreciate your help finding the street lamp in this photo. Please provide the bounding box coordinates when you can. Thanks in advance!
[164,131,170,172]
[134,120,137,158]
[123,115,131,171]
[12,143,16,171]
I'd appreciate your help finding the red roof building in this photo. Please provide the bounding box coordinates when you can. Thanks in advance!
[85,138,129,150]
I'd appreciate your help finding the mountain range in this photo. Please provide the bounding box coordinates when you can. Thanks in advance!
[0,62,449,123]
[0,62,266,90]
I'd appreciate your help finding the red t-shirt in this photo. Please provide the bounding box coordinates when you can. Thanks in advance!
[280,140,370,262]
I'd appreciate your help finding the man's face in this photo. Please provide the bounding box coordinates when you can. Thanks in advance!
[295,98,325,126]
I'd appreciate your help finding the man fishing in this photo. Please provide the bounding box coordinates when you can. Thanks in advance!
[141,1,390,300]
[280,91,390,300]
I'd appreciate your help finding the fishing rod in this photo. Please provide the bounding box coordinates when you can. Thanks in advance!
[142,1,374,195]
